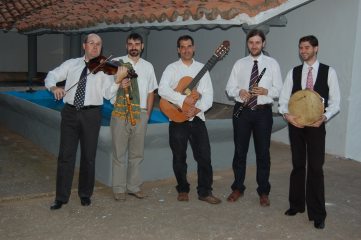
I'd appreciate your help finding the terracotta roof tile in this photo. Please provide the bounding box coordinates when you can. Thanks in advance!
[1,0,288,33]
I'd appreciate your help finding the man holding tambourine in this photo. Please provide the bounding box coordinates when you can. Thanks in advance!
[279,35,341,230]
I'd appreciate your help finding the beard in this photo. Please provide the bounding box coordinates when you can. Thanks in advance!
[250,48,262,57]
[301,53,315,62]
[129,49,140,57]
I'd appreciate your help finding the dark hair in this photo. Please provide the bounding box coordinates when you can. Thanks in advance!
[246,29,266,42]
[127,32,143,43]
[299,35,318,47]
[177,35,194,48]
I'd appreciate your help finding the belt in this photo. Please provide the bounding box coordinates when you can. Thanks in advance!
[243,104,272,110]
[66,103,100,110]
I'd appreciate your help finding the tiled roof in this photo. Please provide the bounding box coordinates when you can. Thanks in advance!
[1,0,289,34]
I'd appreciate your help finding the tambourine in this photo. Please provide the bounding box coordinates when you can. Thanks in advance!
[288,89,324,126]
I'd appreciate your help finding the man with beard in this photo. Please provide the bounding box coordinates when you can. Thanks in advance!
[279,35,340,229]
[46,33,129,210]
[110,33,158,201]
[158,35,221,204]
[225,29,283,206]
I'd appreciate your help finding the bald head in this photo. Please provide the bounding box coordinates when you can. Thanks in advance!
[83,33,102,61]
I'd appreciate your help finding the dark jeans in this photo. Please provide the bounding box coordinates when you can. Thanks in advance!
[288,123,326,221]
[55,104,102,202]
[231,102,273,196]
[169,117,213,197]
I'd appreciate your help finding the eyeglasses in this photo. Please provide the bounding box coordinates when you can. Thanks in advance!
[85,41,101,47]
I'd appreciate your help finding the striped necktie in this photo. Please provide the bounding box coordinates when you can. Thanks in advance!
[247,60,258,110]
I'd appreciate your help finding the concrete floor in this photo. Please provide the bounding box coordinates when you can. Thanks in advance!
[1,122,361,240]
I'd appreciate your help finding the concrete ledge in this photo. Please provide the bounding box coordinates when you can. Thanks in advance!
[0,91,287,186]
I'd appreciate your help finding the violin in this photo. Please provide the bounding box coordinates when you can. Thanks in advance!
[88,55,138,79]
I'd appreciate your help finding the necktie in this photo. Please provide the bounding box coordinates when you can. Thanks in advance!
[247,60,259,110]
[306,66,313,90]
[73,65,88,110]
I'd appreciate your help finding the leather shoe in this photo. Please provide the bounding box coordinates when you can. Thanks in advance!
[314,219,325,229]
[259,194,270,207]
[284,208,305,216]
[177,192,189,201]
[227,190,243,202]
[80,197,91,206]
[50,200,67,210]
[128,191,147,199]
[198,194,222,204]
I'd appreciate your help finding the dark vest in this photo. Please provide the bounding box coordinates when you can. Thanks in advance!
[292,63,329,108]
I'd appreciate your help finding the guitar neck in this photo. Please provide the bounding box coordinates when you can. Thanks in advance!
[187,55,218,90]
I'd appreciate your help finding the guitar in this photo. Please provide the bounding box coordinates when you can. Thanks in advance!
[159,40,230,122]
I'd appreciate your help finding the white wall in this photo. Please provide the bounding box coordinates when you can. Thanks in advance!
[0,32,27,72]
[268,0,360,160]
[0,32,69,72]
[346,0,361,161]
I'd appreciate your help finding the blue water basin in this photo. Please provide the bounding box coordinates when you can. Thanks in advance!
[4,90,168,126]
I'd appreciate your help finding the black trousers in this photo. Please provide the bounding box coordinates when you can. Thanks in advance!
[169,117,213,197]
[55,104,102,202]
[288,123,326,221]
[231,103,273,196]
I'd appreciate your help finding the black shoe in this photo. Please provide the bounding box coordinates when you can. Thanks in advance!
[284,208,305,216]
[50,200,67,210]
[314,219,325,229]
[80,197,91,206]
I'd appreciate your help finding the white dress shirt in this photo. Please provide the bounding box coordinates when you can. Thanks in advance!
[279,60,341,121]
[158,58,213,121]
[226,53,283,104]
[45,56,116,105]
[109,55,158,109]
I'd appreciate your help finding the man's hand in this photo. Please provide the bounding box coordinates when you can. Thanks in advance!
[284,113,304,128]
[190,90,201,101]
[115,66,129,84]
[50,86,65,100]
[309,115,327,127]
[239,89,251,102]
[118,78,131,89]
[184,94,197,106]
[251,86,268,96]
[184,106,201,118]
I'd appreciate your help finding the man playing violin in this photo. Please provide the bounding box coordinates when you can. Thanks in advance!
[108,33,158,201]
[158,35,221,204]
[45,33,128,210]
[279,35,340,229]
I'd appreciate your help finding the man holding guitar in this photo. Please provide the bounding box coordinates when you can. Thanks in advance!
[158,35,222,204]
[225,29,283,207]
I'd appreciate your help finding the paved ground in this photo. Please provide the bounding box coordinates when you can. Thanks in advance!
[1,123,361,240]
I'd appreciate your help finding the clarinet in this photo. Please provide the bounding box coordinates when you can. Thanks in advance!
[233,68,267,118]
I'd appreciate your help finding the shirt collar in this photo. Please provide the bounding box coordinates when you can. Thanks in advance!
[303,60,319,70]
[124,55,143,66]
[178,58,194,67]
[248,52,264,63]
